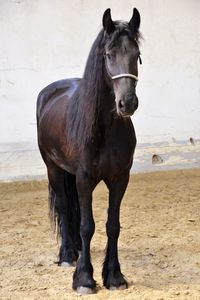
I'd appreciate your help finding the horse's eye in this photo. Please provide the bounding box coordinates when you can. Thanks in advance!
[106,53,113,60]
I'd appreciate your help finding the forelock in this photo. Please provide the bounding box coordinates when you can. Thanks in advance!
[105,21,141,50]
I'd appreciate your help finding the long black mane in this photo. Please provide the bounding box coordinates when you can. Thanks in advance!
[66,29,106,151]
[66,22,141,151]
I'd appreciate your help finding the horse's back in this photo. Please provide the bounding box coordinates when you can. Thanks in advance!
[36,78,80,121]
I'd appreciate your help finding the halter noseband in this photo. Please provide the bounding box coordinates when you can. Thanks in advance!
[111,74,138,81]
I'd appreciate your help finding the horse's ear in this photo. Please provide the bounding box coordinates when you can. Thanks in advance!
[102,8,115,34]
[129,8,140,34]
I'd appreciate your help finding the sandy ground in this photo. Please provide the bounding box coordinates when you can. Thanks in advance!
[0,169,200,300]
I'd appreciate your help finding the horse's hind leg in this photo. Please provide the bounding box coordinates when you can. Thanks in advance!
[46,161,79,266]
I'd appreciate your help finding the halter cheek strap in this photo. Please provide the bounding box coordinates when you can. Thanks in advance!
[111,74,138,81]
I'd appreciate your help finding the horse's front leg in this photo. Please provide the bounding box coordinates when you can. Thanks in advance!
[103,171,130,290]
[72,173,96,294]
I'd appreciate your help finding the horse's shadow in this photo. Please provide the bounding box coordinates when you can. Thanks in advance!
[90,245,200,290]
[117,247,200,290]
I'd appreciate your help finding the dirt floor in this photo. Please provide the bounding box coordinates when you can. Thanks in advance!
[0,169,200,300]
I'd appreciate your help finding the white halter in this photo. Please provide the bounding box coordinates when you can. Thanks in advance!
[111,74,138,81]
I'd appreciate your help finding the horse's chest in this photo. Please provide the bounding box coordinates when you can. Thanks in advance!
[101,143,132,168]
[90,134,135,180]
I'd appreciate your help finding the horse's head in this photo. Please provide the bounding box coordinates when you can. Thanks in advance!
[103,8,141,117]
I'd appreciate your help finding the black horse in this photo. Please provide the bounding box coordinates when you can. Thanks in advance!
[37,8,141,294]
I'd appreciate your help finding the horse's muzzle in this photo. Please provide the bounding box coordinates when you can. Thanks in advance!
[118,95,138,116]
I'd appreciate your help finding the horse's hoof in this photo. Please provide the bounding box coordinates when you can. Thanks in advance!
[60,261,76,267]
[76,286,95,295]
[109,284,127,290]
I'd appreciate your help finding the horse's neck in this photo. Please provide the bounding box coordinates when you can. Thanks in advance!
[79,76,114,120]
[99,91,114,120]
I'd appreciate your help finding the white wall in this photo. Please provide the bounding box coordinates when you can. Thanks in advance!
[0,0,200,143]
[136,0,200,143]
[0,0,200,145]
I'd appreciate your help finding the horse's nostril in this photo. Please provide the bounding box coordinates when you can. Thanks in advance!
[119,100,125,109]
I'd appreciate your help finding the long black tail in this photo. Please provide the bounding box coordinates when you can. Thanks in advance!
[48,171,81,252]
[64,172,81,251]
